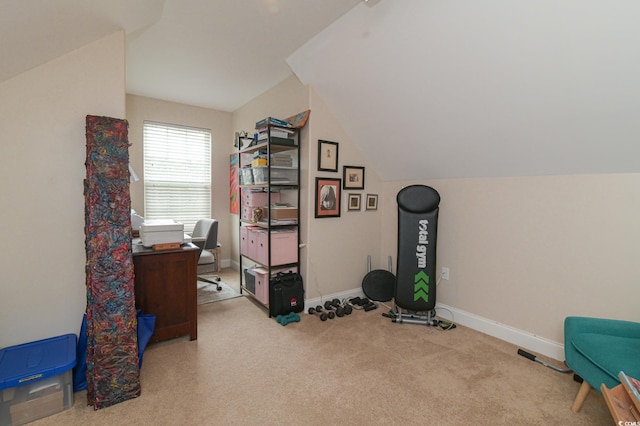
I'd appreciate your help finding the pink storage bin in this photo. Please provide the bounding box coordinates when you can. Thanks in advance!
[241,206,251,222]
[253,229,298,266]
[254,269,269,305]
[253,266,298,305]
[240,227,249,257]
[243,191,280,207]
[248,229,259,261]
[241,226,262,260]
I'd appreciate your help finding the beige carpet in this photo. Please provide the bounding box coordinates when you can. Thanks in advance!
[33,295,612,426]
[197,276,241,305]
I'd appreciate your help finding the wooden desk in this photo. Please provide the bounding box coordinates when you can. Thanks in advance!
[133,243,199,343]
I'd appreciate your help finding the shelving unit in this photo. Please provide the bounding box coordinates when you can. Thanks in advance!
[238,124,300,315]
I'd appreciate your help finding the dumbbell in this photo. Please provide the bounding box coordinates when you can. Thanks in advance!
[276,312,300,326]
[308,306,328,321]
[318,305,335,320]
[315,305,335,320]
[324,299,345,317]
[364,301,378,312]
[337,299,353,315]
[348,297,368,309]
[348,296,376,312]
[330,298,352,316]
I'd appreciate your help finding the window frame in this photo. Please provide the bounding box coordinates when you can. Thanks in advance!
[142,121,212,233]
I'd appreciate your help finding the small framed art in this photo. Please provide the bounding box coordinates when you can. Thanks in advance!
[348,193,361,211]
[366,194,378,211]
[315,177,341,218]
[343,166,365,190]
[318,140,339,172]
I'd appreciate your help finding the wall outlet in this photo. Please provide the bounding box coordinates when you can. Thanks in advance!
[441,267,450,280]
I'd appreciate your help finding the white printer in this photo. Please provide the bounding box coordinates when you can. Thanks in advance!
[139,219,185,247]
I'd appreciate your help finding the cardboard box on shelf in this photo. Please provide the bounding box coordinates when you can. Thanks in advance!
[262,206,298,220]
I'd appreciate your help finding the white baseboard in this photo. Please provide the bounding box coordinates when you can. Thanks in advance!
[435,303,565,361]
[224,266,565,362]
[305,291,565,361]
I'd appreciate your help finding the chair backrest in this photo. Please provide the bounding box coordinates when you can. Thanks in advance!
[192,218,218,250]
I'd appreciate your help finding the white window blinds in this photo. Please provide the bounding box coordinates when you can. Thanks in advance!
[143,121,211,233]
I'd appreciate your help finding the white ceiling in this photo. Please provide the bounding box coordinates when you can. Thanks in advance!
[289,0,640,180]
[0,0,163,83]
[3,0,640,180]
[0,0,360,112]
[126,0,362,111]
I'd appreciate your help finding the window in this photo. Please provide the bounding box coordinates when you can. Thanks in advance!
[143,121,211,233]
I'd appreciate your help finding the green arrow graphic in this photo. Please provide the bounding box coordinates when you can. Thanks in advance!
[414,271,429,302]
[414,288,429,302]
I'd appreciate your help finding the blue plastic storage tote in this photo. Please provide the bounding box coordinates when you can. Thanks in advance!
[0,334,76,426]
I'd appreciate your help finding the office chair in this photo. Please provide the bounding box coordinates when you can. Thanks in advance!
[191,218,222,290]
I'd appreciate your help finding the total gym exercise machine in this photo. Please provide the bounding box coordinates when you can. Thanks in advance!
[392,185,441,326]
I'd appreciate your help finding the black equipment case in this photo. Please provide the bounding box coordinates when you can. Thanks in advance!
[269,272,304,317]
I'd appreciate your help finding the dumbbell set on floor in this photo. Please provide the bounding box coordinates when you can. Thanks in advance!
[347,296,378,312]
[307,299,353,321]
[308,305,333,321]
[324,299,353,317]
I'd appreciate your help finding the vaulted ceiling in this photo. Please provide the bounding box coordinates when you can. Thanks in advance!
[289,0,640,179]
[125,0,362,111]
[1,0,360,112]
[3,0,640,180]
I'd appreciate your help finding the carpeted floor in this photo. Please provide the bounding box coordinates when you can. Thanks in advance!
[32,269,613,425]
[197,275,241,305]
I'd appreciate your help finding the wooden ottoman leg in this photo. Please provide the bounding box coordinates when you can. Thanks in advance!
[571,380,591,413]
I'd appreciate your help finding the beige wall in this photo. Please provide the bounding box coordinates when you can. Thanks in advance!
[232,76,640,359]
[231,76,385,300]
[126,95,233,263]
[232,76,309,135]
[304,87,385,299]
[3,29,634,359]
[381,174,640,350]
[0,32,126,348]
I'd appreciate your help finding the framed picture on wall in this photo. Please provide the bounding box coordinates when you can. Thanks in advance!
[318,140,339,172]
[315,177,341,218]
[343,166,365,190]
[348,193,361,211]
[366,194,378,211]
